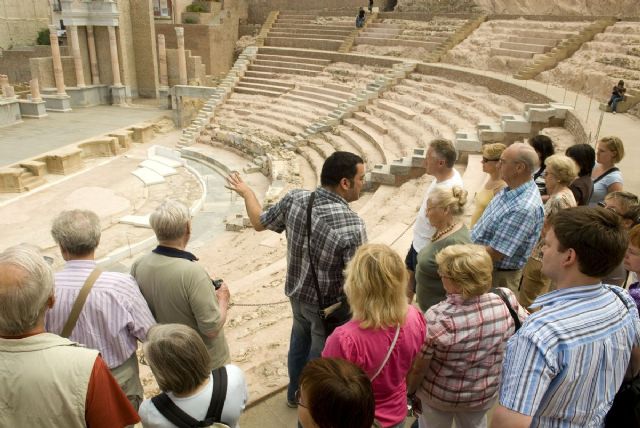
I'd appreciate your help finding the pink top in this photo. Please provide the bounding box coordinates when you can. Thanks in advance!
[322,306,426,427]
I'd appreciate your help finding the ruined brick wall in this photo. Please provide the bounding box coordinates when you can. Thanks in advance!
[0,0,50,50]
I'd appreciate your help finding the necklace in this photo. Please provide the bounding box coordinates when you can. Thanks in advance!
[432,222,457,242]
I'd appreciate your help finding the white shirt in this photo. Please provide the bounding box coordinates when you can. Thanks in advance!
[139,364,248,428]
[412,169,463,252]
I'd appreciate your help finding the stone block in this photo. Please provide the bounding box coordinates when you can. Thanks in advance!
[108,130,134,149]
[111,85,127,105]
[118,215,151,228]
[140,159,177,176]
[19,160,47,176]
[18,100,47,118]
[501,115,531,134]
[478,123,505,144]
[42,149,83,175]
[42,94,72,112]
[130,124,154,143]
[79,138,121,157]
[455,131,482,153]
[389,157,412,175]
[548,103,573,119]
[369,164,396,186]
[225,213,246,231]
[411,148,426,167]
[0,98,22,126]
[131,167,165,186]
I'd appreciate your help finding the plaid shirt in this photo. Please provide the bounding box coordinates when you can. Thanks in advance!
[260,187,367,305]
[418,288,528,410]
[471,180,544,269]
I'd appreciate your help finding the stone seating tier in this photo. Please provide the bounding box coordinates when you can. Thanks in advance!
[500,42,551,54]
[0,168,46,193]
[508,36,558,47]
[355,36,441,50]
[268,31,347,41]
[248,63,322,76]
[264,37,343,51]
[489,48,535,59]
[234,86,285,97]
[240,77,296,89]
[253,59,326,72]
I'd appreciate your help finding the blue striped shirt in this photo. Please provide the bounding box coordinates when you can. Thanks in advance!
[471,180,544,269]
[499,284,640,427]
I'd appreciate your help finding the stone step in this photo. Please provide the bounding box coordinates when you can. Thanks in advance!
[281,93,336,110]
[489,48,534,59]
[376,100,416,120]
[271,23,353,31]
[19,172,46,191]
[308,137,336,158]
[353,111,388,134]
[264,37,342,51]
[256,53,331,66]
[511,29,573,40]
[508,36,558,47]
[360,28,403,36]
[248,63,321,76]
[343,118,389,163]
[240,76,296,89]
[398,34,450,43]
[499,42,551,54]
[337,127,368,161]
[253,59,325,71]
[354,36,439,49]
[269,31,347,41]
[235,83,287,96]
[269,26,353,36]
[297,84,353,100]
[297,146,325,180]
[324,82,355,93]
[368,23,403,29]
[250,110,310,134]
[225,97,323,119]
[244,70,277,79]
[277,14,317,19]
[239,113,301,136]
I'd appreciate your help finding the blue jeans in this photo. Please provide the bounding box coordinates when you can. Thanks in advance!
[287,298,327,402]
[609,95,623,112]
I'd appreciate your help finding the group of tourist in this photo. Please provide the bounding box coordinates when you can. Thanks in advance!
[1,132,639,428]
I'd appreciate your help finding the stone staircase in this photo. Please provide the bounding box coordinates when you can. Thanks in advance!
[514,18,616,80]
[263,12,355,51]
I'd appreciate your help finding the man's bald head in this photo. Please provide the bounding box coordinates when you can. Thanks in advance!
[500,143,540,188]
[0,246,54,336]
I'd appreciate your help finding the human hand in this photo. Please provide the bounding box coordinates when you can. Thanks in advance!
[215,282,230,305]
[225,171,251,198]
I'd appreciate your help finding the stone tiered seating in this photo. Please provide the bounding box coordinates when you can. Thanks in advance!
[537,21,640,112]
[444,19,592,74]
[264,12,355,51]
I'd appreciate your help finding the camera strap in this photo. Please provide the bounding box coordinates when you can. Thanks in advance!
[306,191,326,311]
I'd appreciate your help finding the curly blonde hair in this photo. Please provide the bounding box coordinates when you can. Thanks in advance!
[344,244,408,329]
[428,186,468,218]
[435,244,493,299]
[544,154,579,186]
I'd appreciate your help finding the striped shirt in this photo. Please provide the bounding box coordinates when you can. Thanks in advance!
[471,180,544,269]
[418,288,528,410]
[260,187,367,305]
[45,260,156,368]
[499,284,640,427]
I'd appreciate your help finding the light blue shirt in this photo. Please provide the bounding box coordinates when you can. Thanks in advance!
[499,284,640,427]
[471,180,544,269]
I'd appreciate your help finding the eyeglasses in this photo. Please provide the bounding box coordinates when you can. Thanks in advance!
[481,157,499,163]
[295,389,307,408]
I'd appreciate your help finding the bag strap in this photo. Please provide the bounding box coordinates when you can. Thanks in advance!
[151,367,229,428]
[61,267,102,338]
[491,288,521,333]
[593,167,620,185]
[151,393,198,428]
[306,192,325,308]
[205,366,228,424]
[371,325,400,381]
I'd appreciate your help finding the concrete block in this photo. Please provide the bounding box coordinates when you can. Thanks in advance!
[140,159,177,176]
[455,131,482,153]
[548,103,573,119]
[131,167,165,186]
[500,115,531,134]
[42,94,72,112]
[18,100,47,118]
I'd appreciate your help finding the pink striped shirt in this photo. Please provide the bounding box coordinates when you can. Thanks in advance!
[45,260,156,368]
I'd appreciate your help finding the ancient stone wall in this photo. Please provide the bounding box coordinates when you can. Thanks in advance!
[245,0,396,24]
[0,0,50,50]
[0,46,69,83]
[130,0,159,98]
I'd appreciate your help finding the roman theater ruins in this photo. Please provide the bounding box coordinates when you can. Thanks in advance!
[0,0,639,425]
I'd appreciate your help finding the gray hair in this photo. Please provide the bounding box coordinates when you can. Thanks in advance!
[149,199,190,241]
[511,142,539,174]
[143,324,212,394]
[429,138,458,168]
[0,245,54,335]
[51,210,101,256]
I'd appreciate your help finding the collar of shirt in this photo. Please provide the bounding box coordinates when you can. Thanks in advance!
[530,283,603,309]
[152,245,198,261]
[316,186,349,206]
[501,180,535,202]
[64,259,98,269]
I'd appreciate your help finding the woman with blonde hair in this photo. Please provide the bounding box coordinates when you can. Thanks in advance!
[407,244,527,428]
[322,243,426,428]
[470,143,507,227]
[415,186,471,312]
[518,154,578,309]
[589,136,625,206]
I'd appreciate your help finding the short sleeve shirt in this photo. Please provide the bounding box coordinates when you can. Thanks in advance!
[260,187,367,305]
[471,180,544,269]
[589,169,623,206]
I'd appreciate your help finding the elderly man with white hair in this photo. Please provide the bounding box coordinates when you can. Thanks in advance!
[45,209,155,410]
[131,199,230,368]
[471,142,545,291]
[0,245,140,427]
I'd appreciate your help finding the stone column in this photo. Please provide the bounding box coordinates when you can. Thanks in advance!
[175,27,187,86]
[30,79,42,101]
[48,24,67,95]
[68,25,86,87]
[157,34,168,87]
[107,26,122,86]
[86,25,101,85]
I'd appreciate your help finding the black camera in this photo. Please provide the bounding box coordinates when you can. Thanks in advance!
[212,278,224,290]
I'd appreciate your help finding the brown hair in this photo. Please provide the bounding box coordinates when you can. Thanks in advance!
[599,136,625,163]
[548,207,628,278]
[429,138,457,168]
[630,225,640,248]
[143,324,212,395]
[299,358,375,428]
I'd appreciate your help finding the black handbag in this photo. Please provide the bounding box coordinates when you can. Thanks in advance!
[306,192,351,336]
[604,290,640,426]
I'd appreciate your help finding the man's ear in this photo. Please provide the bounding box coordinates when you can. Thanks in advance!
[339,177,351,190]
[563,247,577,268]
[47,294,55,309]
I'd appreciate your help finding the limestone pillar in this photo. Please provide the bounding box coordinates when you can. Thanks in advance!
[157,34,168,87]
[48,25,67,95]
[68,25,86,87]
[86,25,101,85]
[175,27,187,86]
[107,26,122,86]
[30,79,42,101]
